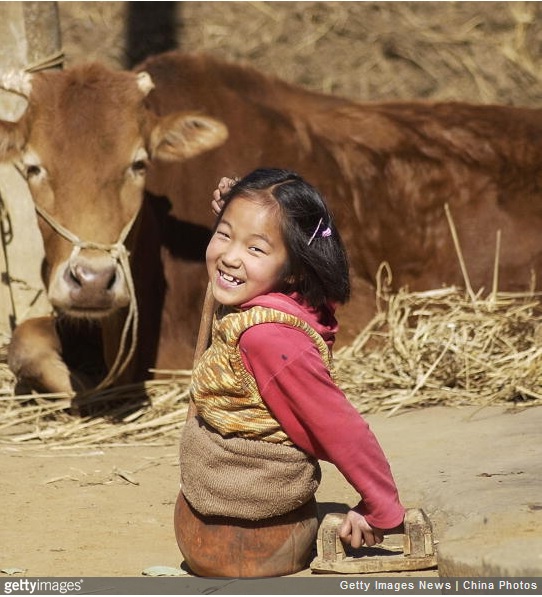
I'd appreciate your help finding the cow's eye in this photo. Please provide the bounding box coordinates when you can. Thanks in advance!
[26,165,42,178]
[131,160,147,174]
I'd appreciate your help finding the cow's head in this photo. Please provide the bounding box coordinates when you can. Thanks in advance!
[0,64,227,318]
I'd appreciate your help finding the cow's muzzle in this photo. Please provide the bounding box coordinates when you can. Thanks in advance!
[63,246,126,312]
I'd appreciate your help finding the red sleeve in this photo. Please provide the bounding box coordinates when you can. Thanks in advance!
[239,323,405,530]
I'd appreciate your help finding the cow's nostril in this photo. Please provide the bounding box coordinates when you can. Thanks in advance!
[69,265,83,288]
[106,271,117,291]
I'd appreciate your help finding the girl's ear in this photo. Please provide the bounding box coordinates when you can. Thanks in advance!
[280,260,294,283]
[281,269,299,295]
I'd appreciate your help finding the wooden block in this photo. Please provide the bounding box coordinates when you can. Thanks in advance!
[310,508,438,574]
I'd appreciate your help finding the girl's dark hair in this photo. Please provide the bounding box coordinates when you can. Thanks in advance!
[217,168,350,307]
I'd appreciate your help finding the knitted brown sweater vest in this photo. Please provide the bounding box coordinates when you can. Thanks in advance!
[179,306,331,520]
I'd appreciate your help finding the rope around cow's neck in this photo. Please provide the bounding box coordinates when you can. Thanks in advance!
[33,202,140,391]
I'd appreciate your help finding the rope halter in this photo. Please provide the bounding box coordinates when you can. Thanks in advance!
[34,202,140,390]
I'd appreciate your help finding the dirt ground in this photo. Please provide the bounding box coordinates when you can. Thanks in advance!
[0,408,433,579]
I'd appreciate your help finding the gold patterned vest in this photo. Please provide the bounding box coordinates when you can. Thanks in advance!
[190,306,334,444]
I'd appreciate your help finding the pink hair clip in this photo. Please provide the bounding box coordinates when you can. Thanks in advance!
[308,218,332,245]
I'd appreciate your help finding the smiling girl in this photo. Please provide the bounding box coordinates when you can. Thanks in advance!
[177,168,405,576]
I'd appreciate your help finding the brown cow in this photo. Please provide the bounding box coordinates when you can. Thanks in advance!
[0,63,227,393]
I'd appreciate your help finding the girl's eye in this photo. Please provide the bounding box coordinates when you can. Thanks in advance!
[249,246,266,254]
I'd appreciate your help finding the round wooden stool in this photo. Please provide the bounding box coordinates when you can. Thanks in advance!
[174,491,319,577]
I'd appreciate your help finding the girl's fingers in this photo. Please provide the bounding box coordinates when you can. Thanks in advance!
[212,177,234,216]
[339,512,386,548]
[361,529,379,547]
[211,198,223,217]
[374,529,384,544]
[218,176,236,194]
[340,518,365,548]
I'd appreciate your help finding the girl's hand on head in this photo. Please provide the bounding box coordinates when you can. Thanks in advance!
[339,510,384,548]
[211,176,237,217]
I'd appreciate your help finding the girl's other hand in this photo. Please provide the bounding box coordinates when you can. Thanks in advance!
[339,510,384,548]
[211,176,237,216]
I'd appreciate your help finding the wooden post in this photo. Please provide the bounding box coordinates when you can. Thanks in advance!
[0,2,61,342]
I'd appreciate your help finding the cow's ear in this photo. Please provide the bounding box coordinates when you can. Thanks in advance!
[0,85,28,161]
[150,112,228,162]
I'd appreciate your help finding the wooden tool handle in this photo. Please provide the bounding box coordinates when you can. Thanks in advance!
[187,282,216,420]
[193,281,216,367]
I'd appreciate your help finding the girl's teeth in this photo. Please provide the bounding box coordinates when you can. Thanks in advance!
[221,272,241,284]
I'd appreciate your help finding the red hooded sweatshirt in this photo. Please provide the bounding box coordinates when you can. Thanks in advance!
[238,292,405,530]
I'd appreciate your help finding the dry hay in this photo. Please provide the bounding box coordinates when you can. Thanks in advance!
[58,2,542,107]
[0,345,192,447]
[335,273,542,416]
[335,210,542,416]
[2,275,542,447]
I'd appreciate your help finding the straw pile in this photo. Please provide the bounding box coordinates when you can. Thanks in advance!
[0,350,192,446]
[335,280,542,416]
[335,210,542,416]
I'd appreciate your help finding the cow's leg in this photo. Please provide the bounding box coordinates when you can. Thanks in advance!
[7,316,83,393]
